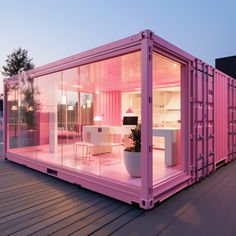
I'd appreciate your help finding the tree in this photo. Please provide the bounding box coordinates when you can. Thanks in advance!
[2,47,35,77]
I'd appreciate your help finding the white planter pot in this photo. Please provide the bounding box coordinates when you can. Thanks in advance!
[123,151,141,178]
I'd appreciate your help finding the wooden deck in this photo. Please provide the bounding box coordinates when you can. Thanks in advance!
[1,155,236,235]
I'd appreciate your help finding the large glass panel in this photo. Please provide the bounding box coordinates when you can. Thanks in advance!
[99,52,141,183]
[59,51,141,185]
[152,52,182,184]
[6,75,38,160]
[35,72,62,164]
[7,81,19,151]
[6,51,142,186]
[60,68,80,168]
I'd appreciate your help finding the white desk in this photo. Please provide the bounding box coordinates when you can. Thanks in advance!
[83,126,112,155]
[82,125,180,166]
[153,128,180,167]
[109,125,135,135]
[109,127,180,166]
[83,125,135,154]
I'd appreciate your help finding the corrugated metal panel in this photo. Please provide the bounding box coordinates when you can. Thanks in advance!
[233,79,236,159]
[193,60,215,181]
[214,70,228,165]
[227,77,236,161]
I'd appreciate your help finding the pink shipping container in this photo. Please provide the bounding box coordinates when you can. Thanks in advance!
[3,30,235,209]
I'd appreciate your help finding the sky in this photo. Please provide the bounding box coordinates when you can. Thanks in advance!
[0,0,236,91]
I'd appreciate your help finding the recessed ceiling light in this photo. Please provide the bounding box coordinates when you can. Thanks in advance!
[72,85,82,88]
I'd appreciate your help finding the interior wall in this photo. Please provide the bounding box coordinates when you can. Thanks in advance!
[100,91,122,126]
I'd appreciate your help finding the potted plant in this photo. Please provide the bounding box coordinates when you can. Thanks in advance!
[124,123,141,177]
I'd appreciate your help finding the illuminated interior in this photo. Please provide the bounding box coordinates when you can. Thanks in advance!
[152,53,182,183]
[6,51,183,187]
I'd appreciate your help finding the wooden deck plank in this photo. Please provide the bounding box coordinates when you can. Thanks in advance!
[1,156,236,235]
[0,195,104,235]
[69,205,136,236]
[0,184,73,210]
[0,177,56,194]
[0,174,45,184]
[90,208,144,236]
[0,174,73,195]
[112,162,236,236]
[0,170,47,180]
[0,168,51,180]
[9,197,110,236]
[33,200,121,236]
[0,181,78,212]
[0,183,60,204]
[0,190,83,225]
[35,202,129,235]
[0,190,91,231]
[0,179,57,193]
[0,186,79,219]
[155,167,236,236]
[0,178,62,197]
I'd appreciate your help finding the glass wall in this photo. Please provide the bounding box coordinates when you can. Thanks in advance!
[6,75,38,160]
[152,52,182,184]
[6,51,142,186]
[36,72,62,164]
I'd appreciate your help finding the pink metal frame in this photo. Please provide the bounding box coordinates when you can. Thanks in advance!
[4,29,235,209]
[141,31,153,209]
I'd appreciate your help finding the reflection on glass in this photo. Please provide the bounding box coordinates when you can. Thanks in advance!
[7,75,38,160]
[152,52,182,185]
[6,51,142,186]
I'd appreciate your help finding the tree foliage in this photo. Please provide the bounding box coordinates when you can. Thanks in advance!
[2,48,34,77]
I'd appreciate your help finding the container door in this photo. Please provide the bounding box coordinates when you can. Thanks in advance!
[205,66,214,175]
[193,60,215,181]
[228,78,236,161]
[233,80,236,159]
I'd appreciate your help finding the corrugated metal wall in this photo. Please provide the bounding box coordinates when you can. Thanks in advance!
[190,61,234,181]
[214,70,228,165]
[227,77,236,161]
[192,60,215,181]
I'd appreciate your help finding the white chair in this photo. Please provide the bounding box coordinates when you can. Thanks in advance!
[110,134,123,162]
[73,132,94,163]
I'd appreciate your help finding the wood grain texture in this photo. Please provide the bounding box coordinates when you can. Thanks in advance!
[0,158,143,236]
[1,155,236,235]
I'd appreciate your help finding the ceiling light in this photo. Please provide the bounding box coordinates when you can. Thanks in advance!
[93,115,103,121]
[72,85,82,88]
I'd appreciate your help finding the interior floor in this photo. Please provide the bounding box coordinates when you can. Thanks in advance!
[9,144,183,187]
